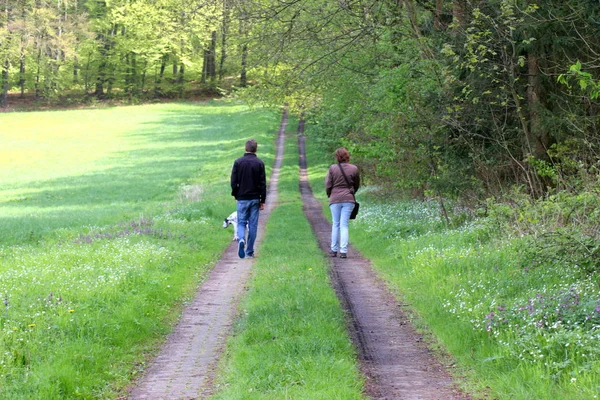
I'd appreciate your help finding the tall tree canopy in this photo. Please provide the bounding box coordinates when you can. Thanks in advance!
[2,0,600,199]
[239,0,600,199]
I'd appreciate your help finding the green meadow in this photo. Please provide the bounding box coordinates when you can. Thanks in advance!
[0,103,276,244]
[0,102,280,398]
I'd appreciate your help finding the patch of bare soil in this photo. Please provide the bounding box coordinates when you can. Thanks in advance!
[126,110,287,399]
[298,131,470,400]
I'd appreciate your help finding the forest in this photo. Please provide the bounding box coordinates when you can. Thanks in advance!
[2,1,600,217]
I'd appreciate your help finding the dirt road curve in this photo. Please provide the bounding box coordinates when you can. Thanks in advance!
[298,127,469,400]
[127,110,287,399]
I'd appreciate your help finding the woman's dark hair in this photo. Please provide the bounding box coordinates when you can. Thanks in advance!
[335,147,350,163]
[245,139,258,153]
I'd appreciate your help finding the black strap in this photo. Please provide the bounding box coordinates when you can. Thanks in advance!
[337,163,356,200]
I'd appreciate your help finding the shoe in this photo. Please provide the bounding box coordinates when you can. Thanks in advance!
[238,240,246,259]
[246,253,255,259]
[340,253,347,258]
[329,251,337,257]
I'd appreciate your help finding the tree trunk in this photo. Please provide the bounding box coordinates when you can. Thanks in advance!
[434,0,445,30]
[95,33,108,97]
[84,50,92,92]
[219,0,230,81]
[1,3,10,107]
[239,5,249,88]
[35,47,42,98]
[1,59,8,107]
[526,53,549,160]
[125,52,138,95]
[178,63,185,85]
[19,55,25,98]
[53,0,64,94]
[19,2,27,98]
[73,56,79,85]
[240,44,248,87]
[201,48,209,84]
[124,53,131,93]
[131,53,138,94]
[141,60,147,93]
[453,0,468,27]
[209,31,217,82]
[159,55,167,80]
[155,54,167,95]
[106,24,119,97]
[95,69,105,96]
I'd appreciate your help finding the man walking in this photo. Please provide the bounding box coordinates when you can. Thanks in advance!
[230,139,266,259]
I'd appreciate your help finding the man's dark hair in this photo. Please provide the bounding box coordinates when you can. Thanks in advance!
[245,139,258,153]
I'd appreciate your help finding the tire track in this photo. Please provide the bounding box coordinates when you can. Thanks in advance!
[127,109,287,399]
[297,123,469,400]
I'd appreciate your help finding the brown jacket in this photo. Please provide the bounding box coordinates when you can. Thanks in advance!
[325,163,360,204]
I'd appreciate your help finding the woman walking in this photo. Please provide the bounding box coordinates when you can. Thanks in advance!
[325,147,360,258]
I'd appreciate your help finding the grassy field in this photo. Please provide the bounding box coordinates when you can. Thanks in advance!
[304,133,600,399]
[4,101,598,399]
[0,103,277,244]
[211,129,364,399]
[0,102,279,398]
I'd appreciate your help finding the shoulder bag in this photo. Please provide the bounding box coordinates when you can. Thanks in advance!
[338,163,360,219]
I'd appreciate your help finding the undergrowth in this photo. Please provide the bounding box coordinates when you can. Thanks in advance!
[305,132,600,400]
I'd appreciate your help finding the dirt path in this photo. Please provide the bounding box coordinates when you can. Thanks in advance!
[297,128,469,400]
[127,110,287,400]
[128,111,468,400]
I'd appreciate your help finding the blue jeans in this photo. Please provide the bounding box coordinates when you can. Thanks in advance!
[236,199,260,255]
[330,202,354,254]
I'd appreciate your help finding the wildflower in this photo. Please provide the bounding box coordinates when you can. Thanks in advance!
[68,309,75,313]
[28,324,36,328]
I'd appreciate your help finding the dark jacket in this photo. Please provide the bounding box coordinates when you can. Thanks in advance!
[325,162,360,204]
[231,153,266,203]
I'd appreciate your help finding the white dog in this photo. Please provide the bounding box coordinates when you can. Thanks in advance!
[223,211,247,241]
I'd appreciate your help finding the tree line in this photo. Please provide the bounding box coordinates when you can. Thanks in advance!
[3,1,600,203]
[0,0,250,104]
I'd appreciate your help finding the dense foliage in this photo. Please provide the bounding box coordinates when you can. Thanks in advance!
[0,0,239,103]
[241,1,600,285]
[236,1,600,199]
